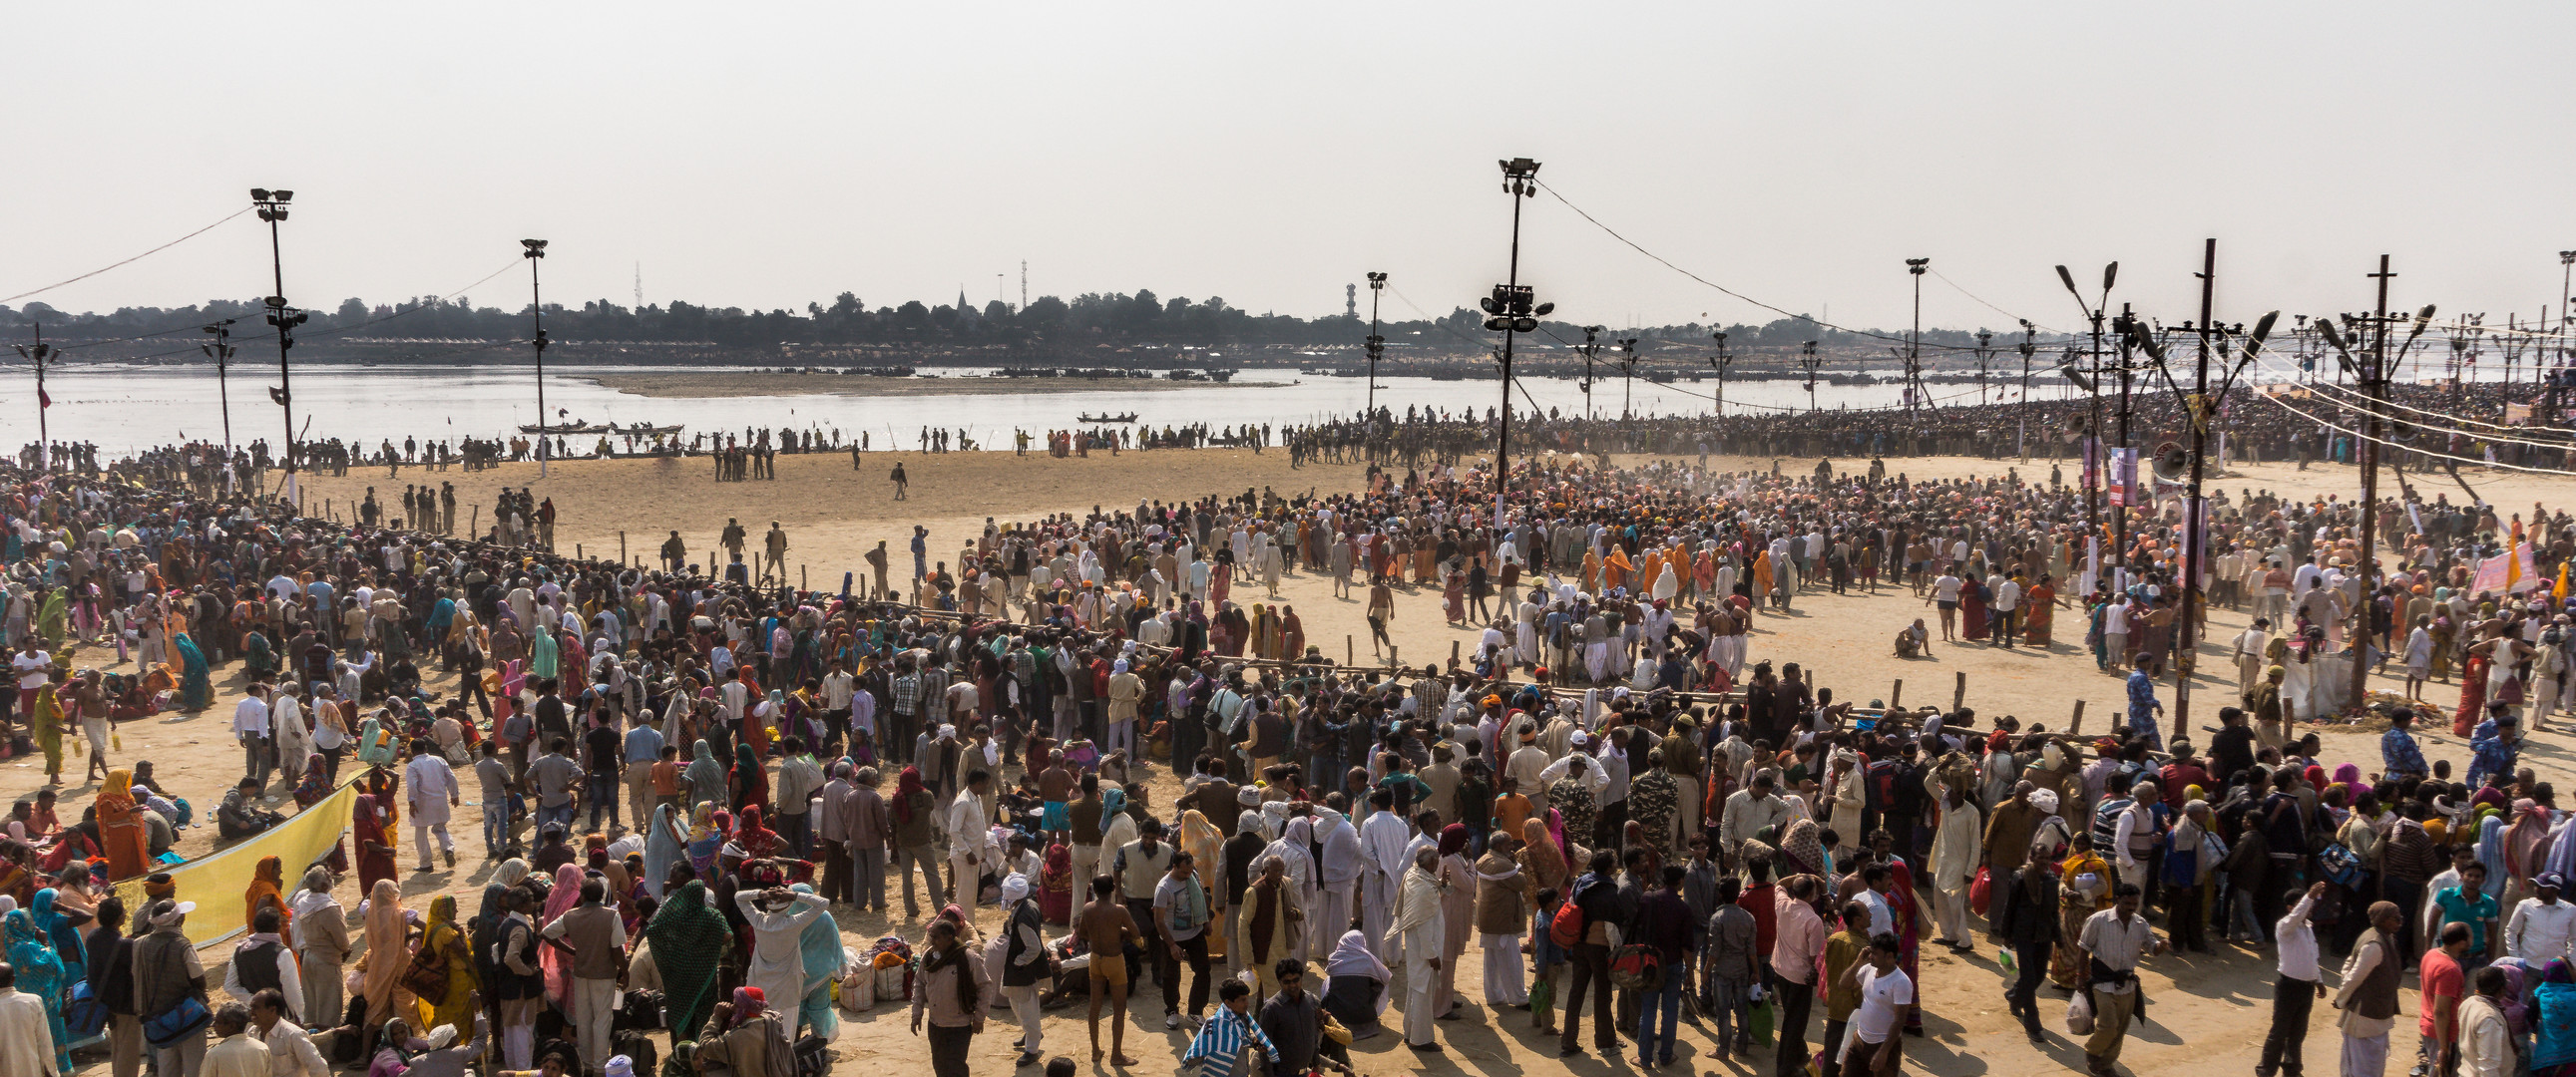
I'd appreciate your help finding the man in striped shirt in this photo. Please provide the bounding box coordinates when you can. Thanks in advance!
[1181,979,1277,1077]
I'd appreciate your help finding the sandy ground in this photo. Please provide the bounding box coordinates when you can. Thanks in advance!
[585,373,1261,399]
[36,448,2576,1075]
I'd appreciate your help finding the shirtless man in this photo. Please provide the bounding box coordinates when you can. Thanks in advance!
[1079,875,1143,1066]
[72,670,111,782]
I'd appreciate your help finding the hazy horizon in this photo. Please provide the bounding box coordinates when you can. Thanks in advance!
[8,2,2571,339]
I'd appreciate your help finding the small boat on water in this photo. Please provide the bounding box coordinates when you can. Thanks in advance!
[517,419,686,436]
[1076,412,1139,424]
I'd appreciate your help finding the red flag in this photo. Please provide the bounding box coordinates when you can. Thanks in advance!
[37,389,50,409]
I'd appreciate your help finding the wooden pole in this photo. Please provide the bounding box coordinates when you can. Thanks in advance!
[1347,635,1354,666]
[620,531,628,563]
[1389,645,1398,670]
[1890,679,1903,710]
[1451,640,1461,667]
[576,543,583,560]
[470,505,480,538]
[2069,699,2086,736]
[1952,672,1966,712]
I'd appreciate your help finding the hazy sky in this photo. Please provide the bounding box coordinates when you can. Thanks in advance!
[9,3,2572,336]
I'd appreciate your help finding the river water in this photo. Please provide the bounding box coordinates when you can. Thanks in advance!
[9,362,2089,455]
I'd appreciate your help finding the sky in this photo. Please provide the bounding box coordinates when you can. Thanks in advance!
[6,2,2573,337]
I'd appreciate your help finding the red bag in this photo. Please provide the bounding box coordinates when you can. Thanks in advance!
[1969,865,1992,917]
[1549,894,1587,948]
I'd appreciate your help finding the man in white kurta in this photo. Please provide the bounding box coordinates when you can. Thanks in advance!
[1385,850,1448,1051]
[1359,800,1413,960]
[0,971,58,1077]
[1928,777,1982,944]
[404,742,462,870]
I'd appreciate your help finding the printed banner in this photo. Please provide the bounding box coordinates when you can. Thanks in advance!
[113,780,357,948]
[2468,542,2541,596]
[2107,448,2139,508]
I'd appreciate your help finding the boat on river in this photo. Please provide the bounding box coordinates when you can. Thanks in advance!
[517,419,686,436]
[1075,412,1138,424]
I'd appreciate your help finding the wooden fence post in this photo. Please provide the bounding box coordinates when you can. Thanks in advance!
[1346,636,1354,666]
[1890,680,1903,710]
[2069,700,2086,736]
[1451,640,1461,667]
[1952,672,1966,712]
[619,531,628,563]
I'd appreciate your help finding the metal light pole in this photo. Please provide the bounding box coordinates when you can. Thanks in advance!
[251,188,306,503]
[1481,158,1550,527]
[1617,336,1639,421]
[2313,259,2435,713]
[2559,250,2574,335]
[1709,330,1733,417]
[525,238,551,477]
[200,318,238,469]
[1974,328,1994,406]
[1800,340,1821,412]
[1905,257,1929,417]
[2054,262,2117,558]
[2016,320,2035,457]
[1364,271,1386,435]
[13,328,53,472]
[1578,325,1603,423]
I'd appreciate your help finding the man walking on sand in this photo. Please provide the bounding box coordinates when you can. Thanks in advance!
[891,462,909,500]
[763,522,789,583]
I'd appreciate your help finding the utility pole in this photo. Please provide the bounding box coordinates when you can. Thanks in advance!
[2355,256,2396,712]
[1481,158,1550,527]
[2170,238,2275,745]
[524,238,552,477]
[12,326,53,471]
[1708,330,1733,417]
[2109,302,2140,560]
[251,188,305,502]
[1905,258,1930,416]
[1364,272,1387,450]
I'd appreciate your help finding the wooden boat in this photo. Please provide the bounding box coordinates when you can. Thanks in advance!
[517,419,685,436]
[1075,412,1139,424]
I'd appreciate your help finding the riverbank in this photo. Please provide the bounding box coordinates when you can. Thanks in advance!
[585,371,1270,399]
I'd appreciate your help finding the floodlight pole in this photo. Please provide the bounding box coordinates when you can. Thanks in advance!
[1709,331,1732,418]
[1801,340,1821,412]
[526,239,551,478]
[1489,158,1542,529]
[203,319,237,466]
[2176,238,2216,744]
[253,188,299,503]
[1364,271,1386,443]
[1906,258,1929,417]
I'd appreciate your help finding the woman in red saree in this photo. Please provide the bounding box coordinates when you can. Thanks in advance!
[353,794,399,897]
[2456,649,2493,736]
[1038,843,1073,924]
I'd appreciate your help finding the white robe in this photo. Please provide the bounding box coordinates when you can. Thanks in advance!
[739,892,833,1020]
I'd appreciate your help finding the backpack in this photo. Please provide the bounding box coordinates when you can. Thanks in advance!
[1548,881,1590,948]
[613,1031,658,1077]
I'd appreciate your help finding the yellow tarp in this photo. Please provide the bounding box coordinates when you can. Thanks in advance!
[112,781,358,948]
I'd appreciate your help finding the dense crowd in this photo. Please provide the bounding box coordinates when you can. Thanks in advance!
[0,410,2572,1077]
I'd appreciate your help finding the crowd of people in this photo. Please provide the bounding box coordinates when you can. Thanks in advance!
[0,391,2573,1077]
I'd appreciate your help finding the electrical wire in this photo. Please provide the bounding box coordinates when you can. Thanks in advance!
[0,206,253,306]
[2243,349,2576,451]
[48,258,525,365]
[1533,179,2010,356]
[1928,267,2064,337]
[2245,384,2575,475]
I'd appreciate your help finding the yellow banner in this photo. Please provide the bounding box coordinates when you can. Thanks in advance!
[112,781,358,948]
